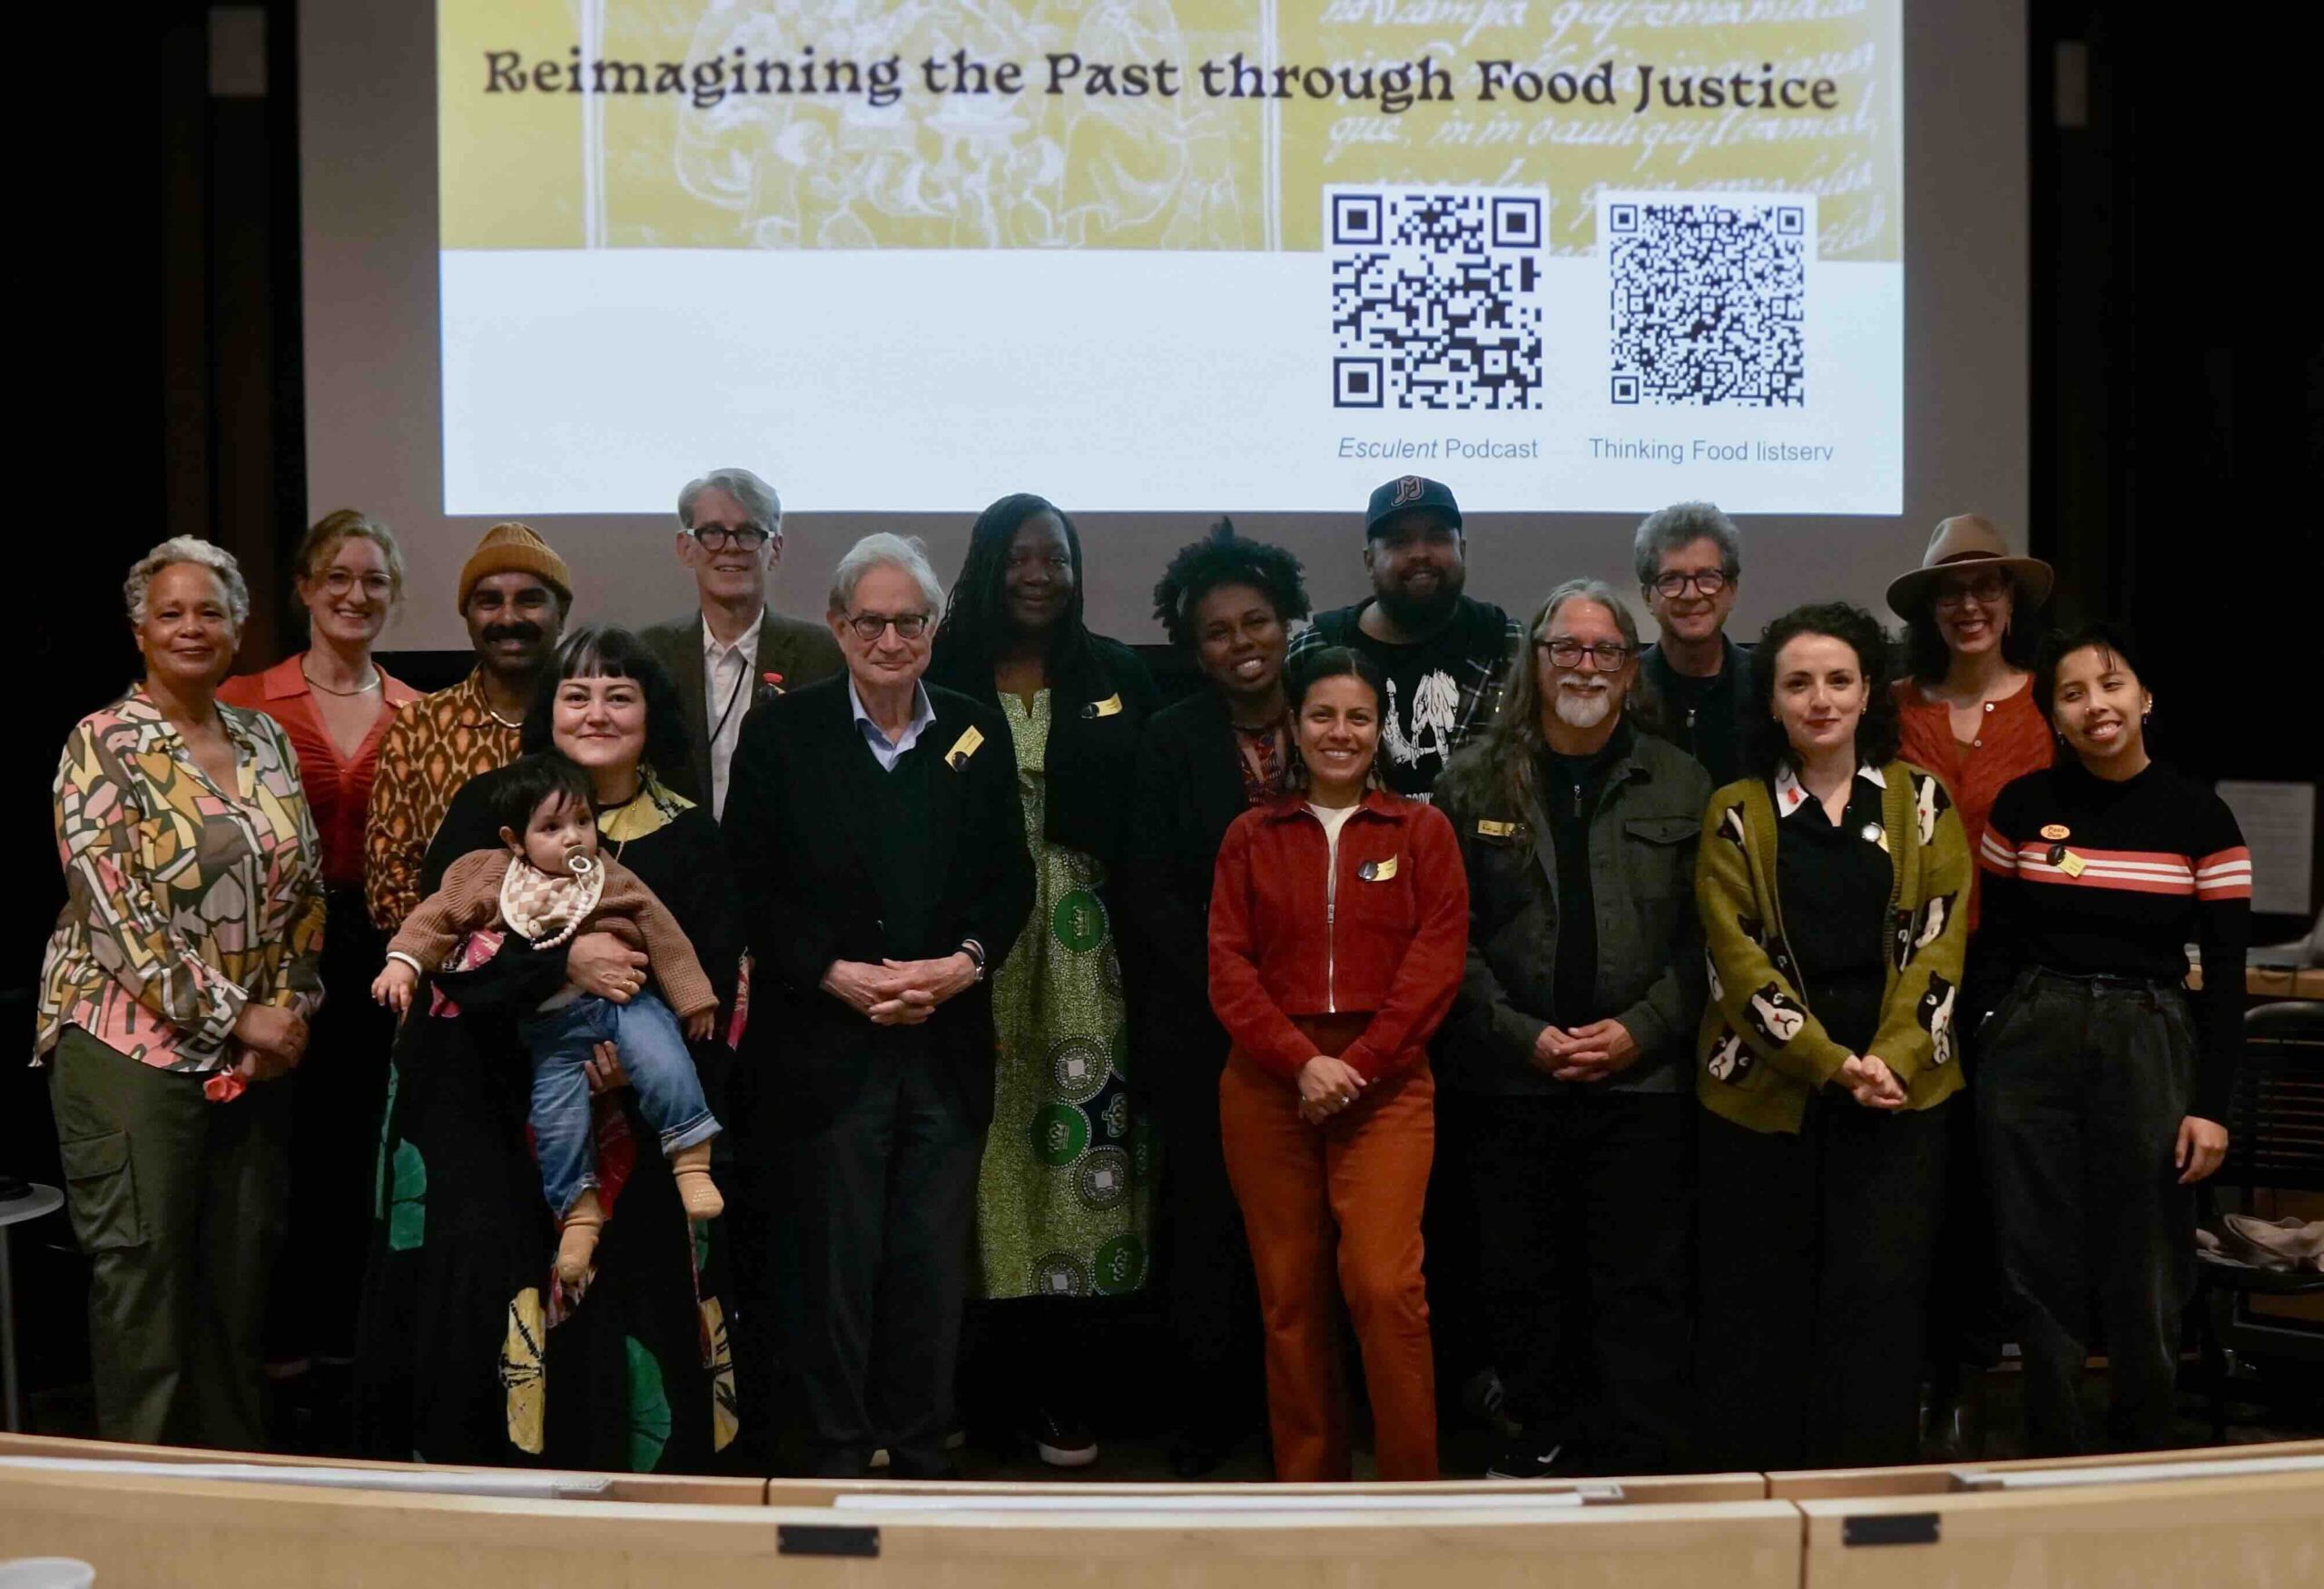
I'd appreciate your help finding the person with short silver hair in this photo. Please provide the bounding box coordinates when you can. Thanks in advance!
[640,466,842,816]
[1632,501,1749,785]
[1436,579,1711,1478]
[42,536,324,1446]
[722,532,1033,1479]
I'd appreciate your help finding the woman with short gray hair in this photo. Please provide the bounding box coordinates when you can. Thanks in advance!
[41,537,324,1446]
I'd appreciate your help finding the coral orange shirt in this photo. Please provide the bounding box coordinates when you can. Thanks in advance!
[1893,677,2053,932]
[221,652,421,890]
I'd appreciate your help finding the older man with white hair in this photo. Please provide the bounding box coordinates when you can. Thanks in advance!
[640,467,842,815]
[722,533,1033,1479]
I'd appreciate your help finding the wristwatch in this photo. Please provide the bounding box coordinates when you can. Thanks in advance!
[960,939,987,982]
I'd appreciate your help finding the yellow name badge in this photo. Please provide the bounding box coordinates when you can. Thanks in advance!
[1476,819,1518,839]
[2055,850,2087,878]
[1359,854,1400,883]
[1083,694,1124,719]
[944,725,985,770]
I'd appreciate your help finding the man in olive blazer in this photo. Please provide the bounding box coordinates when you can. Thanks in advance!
[639,467,842,814]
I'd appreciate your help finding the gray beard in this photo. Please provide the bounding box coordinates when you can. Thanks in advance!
[1553,686,1613,729]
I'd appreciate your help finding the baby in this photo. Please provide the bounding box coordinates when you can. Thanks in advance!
[373,752,723,1285]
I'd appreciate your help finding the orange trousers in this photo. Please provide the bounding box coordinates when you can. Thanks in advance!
[1220,1015,1437,1482]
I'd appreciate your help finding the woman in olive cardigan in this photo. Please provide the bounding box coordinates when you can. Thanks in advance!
[1693,603,1973,1472]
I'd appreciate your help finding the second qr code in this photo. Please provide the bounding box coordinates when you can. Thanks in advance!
[1605,192,1813,409]
[1329,188,1546,412]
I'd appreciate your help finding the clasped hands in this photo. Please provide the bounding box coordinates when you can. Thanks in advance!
[822,953,980,1026]
[1836,1052,1906,1110]
[229,1002,309,1083]
[1529,1018,1640,1082]
[1297,1054,1367,1124]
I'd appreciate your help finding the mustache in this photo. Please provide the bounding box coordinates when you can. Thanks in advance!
[481,621,544,645]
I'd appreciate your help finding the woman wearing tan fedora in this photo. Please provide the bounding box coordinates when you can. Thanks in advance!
[1886,513,2055,1456]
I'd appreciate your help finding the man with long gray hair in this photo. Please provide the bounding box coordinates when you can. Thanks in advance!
[641,467,842,816]
[1633,500,1748,785]
[1435,579,1712,1479]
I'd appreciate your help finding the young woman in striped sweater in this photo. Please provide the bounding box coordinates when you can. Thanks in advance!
[1972,624,2250,1455]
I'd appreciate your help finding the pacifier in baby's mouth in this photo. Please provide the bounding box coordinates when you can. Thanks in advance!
[564,847,596,878]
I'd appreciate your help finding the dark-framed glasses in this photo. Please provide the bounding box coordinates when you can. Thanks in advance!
[1651,568,1728,598]
[1540,637,1633,669]
[846,610,932,643]
[1933,570,2012,607]
[694,524,771,552]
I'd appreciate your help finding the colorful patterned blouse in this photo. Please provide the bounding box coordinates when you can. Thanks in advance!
[36,686,326,1087]
[362,667,524,932]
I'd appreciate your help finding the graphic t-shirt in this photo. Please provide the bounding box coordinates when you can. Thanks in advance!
[1288,595,1521,799]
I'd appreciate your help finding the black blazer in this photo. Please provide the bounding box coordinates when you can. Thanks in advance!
[929,633,1157,868]
[721,674,1034,1126]
[1121,687,1254,1086]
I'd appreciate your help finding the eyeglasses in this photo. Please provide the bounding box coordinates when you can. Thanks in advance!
[694,524,771,552]
[845,611,932,643]
[1540,638,1634,669]
[1650,568,1729,598]
[317,569,394,598]
[1932,571,2012,607]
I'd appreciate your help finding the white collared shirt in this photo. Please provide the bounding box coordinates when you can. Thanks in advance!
[848,675,938,772]
[704,608,766,819]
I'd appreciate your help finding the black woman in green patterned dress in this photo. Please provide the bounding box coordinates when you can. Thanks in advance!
[929,494,1158,1467]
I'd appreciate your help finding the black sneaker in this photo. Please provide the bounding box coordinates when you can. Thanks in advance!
[1486,1441,1576,1481]
[1033,1406,1098,1468]
[1461,1367,1523,1441]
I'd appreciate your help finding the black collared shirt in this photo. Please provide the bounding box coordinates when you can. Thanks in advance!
[1772,764,1891,1057]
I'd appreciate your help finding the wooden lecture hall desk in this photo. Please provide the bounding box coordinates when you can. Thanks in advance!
[3,1433,2319,1586]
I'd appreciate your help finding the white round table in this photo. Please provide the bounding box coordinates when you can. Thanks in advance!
[0,1184,64,1431]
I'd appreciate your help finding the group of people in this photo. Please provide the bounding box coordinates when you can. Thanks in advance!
[36,469,2252,1484]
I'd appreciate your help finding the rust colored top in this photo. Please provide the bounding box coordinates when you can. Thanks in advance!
[220,653,422,890]
[389,847,718,1019]
[1894,677,2054,931]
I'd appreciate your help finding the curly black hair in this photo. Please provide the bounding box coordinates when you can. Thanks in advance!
[928,492,1097,692]
[1149,518,1311,649]
[491,750,596,840]
[518,624,692,785]
[2031,621,2145,729]
[1742,602,1902,777]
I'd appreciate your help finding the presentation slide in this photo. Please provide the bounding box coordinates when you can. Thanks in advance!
[437,1,1903,519]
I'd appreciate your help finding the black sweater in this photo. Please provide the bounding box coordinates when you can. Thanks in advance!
[1972,758,2251,1119]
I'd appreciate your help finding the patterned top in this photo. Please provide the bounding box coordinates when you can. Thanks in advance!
[36,686,326,1084]
[363,667,524,931]
[219,652,422,888]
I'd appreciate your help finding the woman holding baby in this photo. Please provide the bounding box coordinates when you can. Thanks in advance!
[355,626,743,1473]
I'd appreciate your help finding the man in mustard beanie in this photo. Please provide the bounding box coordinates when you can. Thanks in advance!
[364,522,572,930]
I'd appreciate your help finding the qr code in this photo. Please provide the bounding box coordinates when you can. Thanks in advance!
[1605,193,1811,407]
[1329,188,1544,410]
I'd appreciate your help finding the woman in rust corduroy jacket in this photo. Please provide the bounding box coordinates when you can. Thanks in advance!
[1206,646,1468,1482]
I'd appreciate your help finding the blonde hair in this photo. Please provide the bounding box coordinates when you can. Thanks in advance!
[293,508,408,615]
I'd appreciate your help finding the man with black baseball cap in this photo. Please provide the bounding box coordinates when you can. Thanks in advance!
[1286,475,1521,799]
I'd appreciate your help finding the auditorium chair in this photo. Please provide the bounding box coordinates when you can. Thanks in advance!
[2197,1001,2324,1438]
